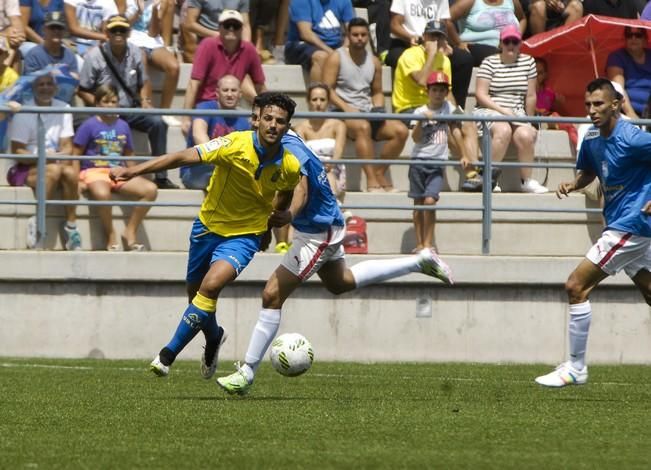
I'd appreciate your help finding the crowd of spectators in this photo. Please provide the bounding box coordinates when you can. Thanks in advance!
[1,0,651,251]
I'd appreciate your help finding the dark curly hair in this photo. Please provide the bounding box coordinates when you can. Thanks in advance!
[253,92,296,121]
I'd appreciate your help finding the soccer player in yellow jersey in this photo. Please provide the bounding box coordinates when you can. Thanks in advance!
[110,92,302,378]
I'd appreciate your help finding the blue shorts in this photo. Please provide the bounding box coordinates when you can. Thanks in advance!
[285,41,319,70]
[186,218,261,283]
[408,163,444,200]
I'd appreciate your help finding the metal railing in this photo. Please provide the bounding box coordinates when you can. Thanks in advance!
[0,105,615,254]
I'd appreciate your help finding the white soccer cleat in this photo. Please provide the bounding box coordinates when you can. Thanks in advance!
[200,328,228,380]
[535,361,588,387]
[418,248,454,285]
[149,355,170,377]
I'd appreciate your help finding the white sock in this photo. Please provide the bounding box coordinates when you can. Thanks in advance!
[243,308,281,380]
[350,255,420,288]
[568,301,591,370]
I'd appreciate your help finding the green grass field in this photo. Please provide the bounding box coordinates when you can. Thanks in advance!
[1,358,650,469]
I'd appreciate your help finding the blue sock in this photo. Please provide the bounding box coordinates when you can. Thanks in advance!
[165,303,210,356]
[202,314,223,344]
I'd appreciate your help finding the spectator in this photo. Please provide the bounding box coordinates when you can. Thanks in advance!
[7,73,80,250]
[322,17,408,192]
[528,0,582,36]
[73,84,157,251]
[606,27,651,120]
[63,0,117,57]
[250,0,289,64]
[385,0,450,69]
[181,74,251,189]
[0,36,19,147]
[23,12,79,104]
[181,10,265,135]
[286,0,354,82]
[363,0,391,60]
[125,0,180,125]
[581,0,642,18]
[534,57,577,151]
[294,82,348,208]
[79,15,177,189]
[18,0,63,57]
[0,0,25,62]
[473,24,547,193]
[449,0,526,107]
[409,71,466,252]
[181,0,251,63]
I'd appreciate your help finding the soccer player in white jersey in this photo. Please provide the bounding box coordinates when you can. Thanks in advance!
[535,78,651,387]
[215,95,454,395]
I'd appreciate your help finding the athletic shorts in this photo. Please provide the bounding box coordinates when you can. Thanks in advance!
[586,229,651,278]
[80,168,124,190]
[408,163,444,200]
[285,41,319,70]
[186,218,261,283]
[280,225,346,281]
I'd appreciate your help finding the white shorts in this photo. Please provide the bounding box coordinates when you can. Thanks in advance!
[586,229,651,278]
[280,225,346,281]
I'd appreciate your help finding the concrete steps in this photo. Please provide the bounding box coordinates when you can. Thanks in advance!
[0,187,602,255]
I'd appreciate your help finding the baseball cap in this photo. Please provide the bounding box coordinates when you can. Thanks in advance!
[423,19,447,38]
[219,9,244,25]
[106,15,130,31]
[44,11,66,28]
[427,71,449,86]
[499,24,522,42]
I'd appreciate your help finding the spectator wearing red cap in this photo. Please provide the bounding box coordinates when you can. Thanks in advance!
[408,71,468,252]
[473,24,548,194]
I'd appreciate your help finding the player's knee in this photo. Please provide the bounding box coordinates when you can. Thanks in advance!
[565,277,587,303]
[261,286,282,309]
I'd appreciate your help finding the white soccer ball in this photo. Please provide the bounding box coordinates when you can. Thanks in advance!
[270,333,314,377]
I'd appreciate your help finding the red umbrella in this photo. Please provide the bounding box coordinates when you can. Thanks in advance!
[521,15,651,116]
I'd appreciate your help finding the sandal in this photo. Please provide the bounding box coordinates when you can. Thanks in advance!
[382,185,400,193]
[121,236,146,252]
[107,244,121,251]
[366,185,384,193]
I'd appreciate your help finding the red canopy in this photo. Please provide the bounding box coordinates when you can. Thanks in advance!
[521,15,651,116]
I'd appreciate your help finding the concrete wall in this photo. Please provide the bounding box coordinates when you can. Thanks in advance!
[1,252,648,364]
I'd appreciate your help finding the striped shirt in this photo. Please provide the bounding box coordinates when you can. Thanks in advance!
[477,53,536,113]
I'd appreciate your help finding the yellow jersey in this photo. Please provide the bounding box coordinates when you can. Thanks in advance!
[195,130,301,237]
[392,46,452,113]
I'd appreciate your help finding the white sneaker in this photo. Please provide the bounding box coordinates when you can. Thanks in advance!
[492,183,502,193]
[162,115,182,127]
[521,178,548,194]
[26,216,37,249]
[535,361,588,387]
[200,328,228,379]
[418,248,454,285]
[272,45,285,64]
[149,355,170,377]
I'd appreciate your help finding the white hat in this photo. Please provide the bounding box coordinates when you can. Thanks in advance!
[218,10,243,24]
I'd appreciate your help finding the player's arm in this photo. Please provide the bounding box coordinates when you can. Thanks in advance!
[556,169,596,199]
[268,176,308,227]
[110,147,201,182]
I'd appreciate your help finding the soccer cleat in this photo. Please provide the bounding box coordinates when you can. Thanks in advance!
[418,248,454,285]
[200,327,228,380]
[62,223,82,251]
[534,361,588,387]
[274,242,290,253]
[149,355,170,377]
[216,362,252,396]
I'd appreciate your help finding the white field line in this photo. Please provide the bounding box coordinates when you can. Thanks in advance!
[0,362,640,386]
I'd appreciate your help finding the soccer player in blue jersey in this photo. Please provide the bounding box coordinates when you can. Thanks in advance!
[535,78,651,388]
[110,93,302,378]
[216,96,454,395]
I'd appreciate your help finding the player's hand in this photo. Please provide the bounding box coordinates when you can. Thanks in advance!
[259,228,272,252]
[109,166,134,182]
[556,181,575,199]
[268,209,292,227]
[642,201,651,215]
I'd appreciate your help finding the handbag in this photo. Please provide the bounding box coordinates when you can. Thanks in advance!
[99,45,142,108]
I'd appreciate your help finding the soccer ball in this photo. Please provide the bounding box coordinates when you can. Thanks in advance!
[270,333,314,377]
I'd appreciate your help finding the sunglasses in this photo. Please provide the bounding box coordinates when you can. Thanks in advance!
[109,27,130,34]
[626,32,645,39]
[502,38,521,46]
[221,21,242,31]
[46,24,65,31]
